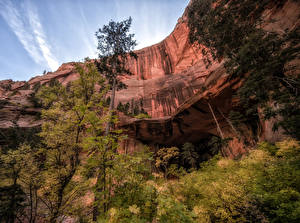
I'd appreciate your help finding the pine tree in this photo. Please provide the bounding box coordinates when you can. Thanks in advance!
[95,17,137,135]
[92,17,137,220]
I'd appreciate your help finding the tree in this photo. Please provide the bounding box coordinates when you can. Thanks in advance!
[95,17,137,135]
[182,142,199,169]
[155,147,180,179]
[36,60,107,222]
[92,17,137,220]
[0,147,27,223]
[82,113,122,220]
[101,147,157,222]
[0,143,44,223]
[188,0,300,140]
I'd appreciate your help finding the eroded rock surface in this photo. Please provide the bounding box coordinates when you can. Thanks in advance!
[1,0,299,157]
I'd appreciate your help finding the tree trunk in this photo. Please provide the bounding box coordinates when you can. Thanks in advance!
[217,107,249,154]
[208,102,224,139]
[217,107,239,136]
[208,102,228,156]
[105,78,117,136]
[49,153,80,223]
[93,78,117,221]
[29,184,33,223]
[33,188,38,223]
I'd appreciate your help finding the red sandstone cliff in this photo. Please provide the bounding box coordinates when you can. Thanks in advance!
[0,0,299,156]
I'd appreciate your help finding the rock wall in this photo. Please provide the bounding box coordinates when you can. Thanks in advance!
[1,0,299,157]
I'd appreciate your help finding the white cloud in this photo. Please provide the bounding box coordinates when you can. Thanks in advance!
[26,1,59,70]
[77,2,97,58]
[0,0,59,71]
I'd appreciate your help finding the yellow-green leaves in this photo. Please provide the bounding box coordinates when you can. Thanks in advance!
[34,61,109,222]
[155,147,180,178]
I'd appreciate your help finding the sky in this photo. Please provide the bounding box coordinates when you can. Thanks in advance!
[0,0,189,81]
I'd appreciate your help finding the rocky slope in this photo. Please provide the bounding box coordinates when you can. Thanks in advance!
[1,0,299,157]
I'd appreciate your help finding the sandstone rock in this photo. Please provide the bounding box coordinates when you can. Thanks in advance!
[0,0,299,157]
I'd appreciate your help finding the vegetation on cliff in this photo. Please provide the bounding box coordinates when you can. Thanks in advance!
[188,0,300,140]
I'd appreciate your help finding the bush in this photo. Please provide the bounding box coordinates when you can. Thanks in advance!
[151,140,300,222]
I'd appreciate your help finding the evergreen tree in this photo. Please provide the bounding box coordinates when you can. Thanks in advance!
[95,17,137,135]
[93,17,137,220]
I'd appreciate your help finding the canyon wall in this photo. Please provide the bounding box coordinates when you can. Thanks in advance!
[1,0,299,157]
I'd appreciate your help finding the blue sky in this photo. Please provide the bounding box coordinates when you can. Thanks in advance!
[0,0,189,81]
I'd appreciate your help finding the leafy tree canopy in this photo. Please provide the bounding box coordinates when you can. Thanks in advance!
[188,0,300,139]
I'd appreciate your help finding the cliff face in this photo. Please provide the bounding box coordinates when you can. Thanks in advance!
[0,0,299,157]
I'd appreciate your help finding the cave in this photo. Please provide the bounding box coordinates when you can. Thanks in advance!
[123,87,234,148]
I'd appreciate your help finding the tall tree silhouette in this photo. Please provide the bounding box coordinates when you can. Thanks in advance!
[95,17,137,136]
[93,17,137,221]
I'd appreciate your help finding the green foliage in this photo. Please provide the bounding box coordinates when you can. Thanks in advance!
[188,0,288,62]
[207,136,225,154]
[188,0,300,139]
[151,139,300,223]
[86,147,157,223]
[156,195,194,223]
[0,125,41,152]
[155,147,180,178]
[105,149,157,222]
[35,61,108,222]
[32,82,41,92]
[95,17,137,90]
[28,92,42,108]
[36,79,64,109]
[117,101,131,115]
[82,130,122,217]
[134,113,151,119]
[181,142,199,169]
[252,140,300,222]
[1,109,299,223]
[0,147,26,222]
[0,144,44,222]
[117,101,124,112]
[117,101,150,118]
